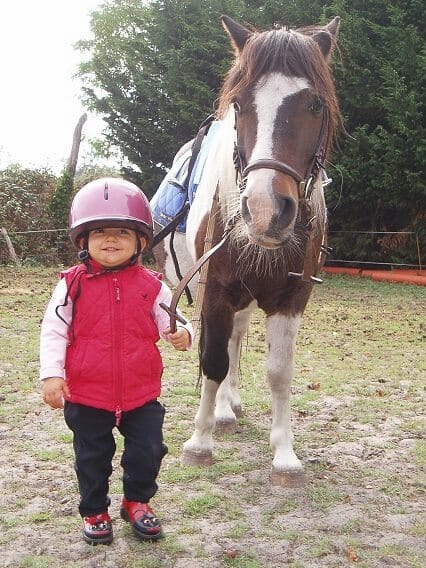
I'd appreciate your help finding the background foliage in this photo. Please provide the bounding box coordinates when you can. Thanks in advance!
[75,0,425,265]
[0,166,57,263]
[325,0,425,264]
[1,1,424,266]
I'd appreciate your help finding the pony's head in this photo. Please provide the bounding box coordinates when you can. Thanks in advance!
[218,16,341,249]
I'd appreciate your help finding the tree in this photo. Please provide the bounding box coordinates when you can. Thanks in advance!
[48,114,89,261]
[79,1,237,194]
[77,0,334,194]
[324,0,425,263]
[78,0,425,264]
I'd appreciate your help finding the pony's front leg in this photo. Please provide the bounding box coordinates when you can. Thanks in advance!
[215,302,257,433]
[266,313,307,487]
[181,377,219,466]
[182,304,233,466]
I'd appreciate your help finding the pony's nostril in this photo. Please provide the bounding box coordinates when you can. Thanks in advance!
[280,196,296,215]
[274,196,297,230]
[241,196,252,223]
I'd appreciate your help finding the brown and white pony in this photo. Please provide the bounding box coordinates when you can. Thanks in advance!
[153,15,341,485]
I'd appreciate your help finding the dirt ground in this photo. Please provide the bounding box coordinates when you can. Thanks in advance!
[0,267,425,567]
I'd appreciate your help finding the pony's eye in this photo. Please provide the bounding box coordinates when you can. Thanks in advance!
[309,96,323,114]
[233,101,241,113]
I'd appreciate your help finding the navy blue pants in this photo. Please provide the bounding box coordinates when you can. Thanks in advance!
[64,401,168,517]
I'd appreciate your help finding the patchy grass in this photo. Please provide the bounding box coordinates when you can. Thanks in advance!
[0,266,424,567]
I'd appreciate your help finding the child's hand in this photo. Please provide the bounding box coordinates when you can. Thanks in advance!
[42,377,70,409]
[165,327,191,351]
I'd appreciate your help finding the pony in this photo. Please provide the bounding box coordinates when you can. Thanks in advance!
[153,15,341,486]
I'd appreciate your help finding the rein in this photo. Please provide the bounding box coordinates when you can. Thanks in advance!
[160,186,230,334]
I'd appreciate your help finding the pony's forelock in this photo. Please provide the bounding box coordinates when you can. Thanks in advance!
[217,25,342,150]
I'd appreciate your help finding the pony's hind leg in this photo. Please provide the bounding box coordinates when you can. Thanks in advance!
[265,313,307,487]
[215,302,257,433]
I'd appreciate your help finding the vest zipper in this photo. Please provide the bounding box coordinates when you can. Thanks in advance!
[112,276,123,425]
[115,406,122,426]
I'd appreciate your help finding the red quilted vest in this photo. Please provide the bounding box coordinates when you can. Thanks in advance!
[62,261,163,418]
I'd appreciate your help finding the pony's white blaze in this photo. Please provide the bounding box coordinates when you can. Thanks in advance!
[251,73,310,161]
[240,74,310,243]
[266,312,303,472]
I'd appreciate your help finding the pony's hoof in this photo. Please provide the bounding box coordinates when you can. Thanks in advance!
[214,419,237,434]
[181,449,214,466]
[271,468,307,487]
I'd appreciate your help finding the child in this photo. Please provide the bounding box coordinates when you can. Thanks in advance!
[40,178,192,545]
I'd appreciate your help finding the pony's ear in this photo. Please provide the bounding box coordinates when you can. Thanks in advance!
[325,16,340,37]
[313,16,340,59]
[221,15,252,53]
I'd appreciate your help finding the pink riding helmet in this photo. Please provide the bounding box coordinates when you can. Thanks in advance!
[69,178,154,248]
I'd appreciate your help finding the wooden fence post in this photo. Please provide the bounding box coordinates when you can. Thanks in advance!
[0,227,21,265]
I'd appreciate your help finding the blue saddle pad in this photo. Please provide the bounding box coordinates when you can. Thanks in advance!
[151,121,220,232]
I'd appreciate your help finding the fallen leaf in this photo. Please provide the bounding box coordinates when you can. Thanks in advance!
[308,382,321,390]
[223,549,239,559]
[346,546,358,562]
[376,387,385,397]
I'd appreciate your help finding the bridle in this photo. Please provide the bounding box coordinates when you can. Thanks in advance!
[232,103,332,283]
[233,104,329,202]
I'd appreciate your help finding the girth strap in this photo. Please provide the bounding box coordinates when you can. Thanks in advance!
[151,202,189,248]
[152,115,215,305]
[152,115,215,249]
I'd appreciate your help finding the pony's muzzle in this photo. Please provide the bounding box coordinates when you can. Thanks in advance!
[241,183,298,247]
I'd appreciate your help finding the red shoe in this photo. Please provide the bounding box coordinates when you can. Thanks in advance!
[82,512,113,545]
[120,497,162,540]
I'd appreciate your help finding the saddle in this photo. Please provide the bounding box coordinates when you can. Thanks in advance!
[150,117,219,236]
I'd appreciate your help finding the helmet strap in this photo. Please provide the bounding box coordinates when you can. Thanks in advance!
[128,236,143,266]
[77,235,92,272]
[77,249,89,262]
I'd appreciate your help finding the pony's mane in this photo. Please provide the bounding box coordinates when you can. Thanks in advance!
[217,24,342,152]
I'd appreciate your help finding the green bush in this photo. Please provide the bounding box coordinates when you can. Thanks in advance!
[0,165,60,264]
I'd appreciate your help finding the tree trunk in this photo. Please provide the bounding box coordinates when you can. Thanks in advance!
[66,113,87,177]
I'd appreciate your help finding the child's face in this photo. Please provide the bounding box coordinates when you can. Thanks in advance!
[86,227,146,268]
